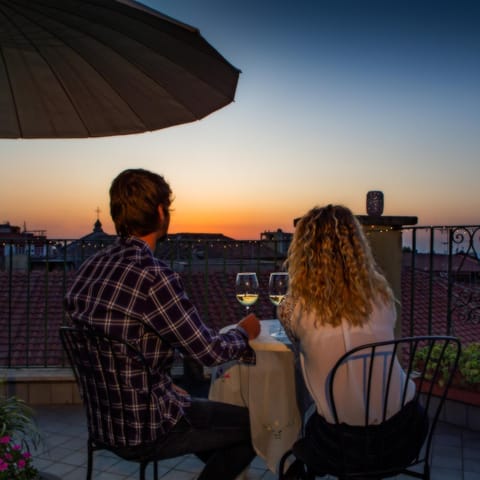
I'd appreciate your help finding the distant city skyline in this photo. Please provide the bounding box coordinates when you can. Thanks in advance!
[1,216,292,241]
[2,215,475,258]
[2,0,479,239]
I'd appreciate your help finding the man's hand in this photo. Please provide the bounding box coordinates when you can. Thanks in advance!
[237,313,261,340]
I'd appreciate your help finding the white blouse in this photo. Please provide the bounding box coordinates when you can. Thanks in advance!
[279,297,415,425]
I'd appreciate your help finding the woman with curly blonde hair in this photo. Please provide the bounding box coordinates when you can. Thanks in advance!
[279,204,426,479]
[278,204,415,426]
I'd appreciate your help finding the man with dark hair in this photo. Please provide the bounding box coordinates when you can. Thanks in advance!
[109,168,173,239]
[65,168,260,479]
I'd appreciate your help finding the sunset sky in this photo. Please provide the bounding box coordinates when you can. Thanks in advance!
[1,0,479,239]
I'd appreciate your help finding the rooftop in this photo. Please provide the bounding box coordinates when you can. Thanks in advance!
[1,257,479,368]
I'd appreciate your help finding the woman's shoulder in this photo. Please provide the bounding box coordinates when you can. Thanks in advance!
[372,296,396,314]
[369,297,397,328]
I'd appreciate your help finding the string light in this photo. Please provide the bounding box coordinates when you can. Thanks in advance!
[365,226,395,234]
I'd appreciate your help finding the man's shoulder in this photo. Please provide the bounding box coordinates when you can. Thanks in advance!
[122,243,174,278]
[78,239,176,280]
[142,256,176,281]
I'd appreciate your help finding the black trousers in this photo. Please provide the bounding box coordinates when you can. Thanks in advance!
[153,397,256,480]
[296,400,428,476]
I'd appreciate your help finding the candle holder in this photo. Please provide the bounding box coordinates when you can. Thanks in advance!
[366,191,384,216]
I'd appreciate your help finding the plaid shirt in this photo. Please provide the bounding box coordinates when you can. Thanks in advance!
[65,237,254,445]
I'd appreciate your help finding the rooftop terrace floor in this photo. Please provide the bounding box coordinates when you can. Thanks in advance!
[31,404,480,480]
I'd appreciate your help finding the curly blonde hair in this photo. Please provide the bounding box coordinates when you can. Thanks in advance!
[286,204,394,327]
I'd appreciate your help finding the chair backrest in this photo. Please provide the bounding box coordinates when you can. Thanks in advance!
[59,325,155,449]
[325,335,461,477]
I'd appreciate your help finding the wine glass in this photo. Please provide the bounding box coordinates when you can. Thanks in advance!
[268,272,289,306]
[269,272,289,338]
[235,272,259,313]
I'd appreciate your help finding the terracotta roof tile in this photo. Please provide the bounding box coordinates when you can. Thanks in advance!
[1,260,479,367]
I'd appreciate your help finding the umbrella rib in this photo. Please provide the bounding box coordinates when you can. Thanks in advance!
[0,6,26,137]
[0,2,91,135]
[114,0,200,34]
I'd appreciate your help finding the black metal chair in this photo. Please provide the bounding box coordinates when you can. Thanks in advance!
[278,336,461,480]
[60,325,171,480]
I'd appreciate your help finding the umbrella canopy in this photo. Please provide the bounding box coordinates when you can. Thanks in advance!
[0,0,240,138]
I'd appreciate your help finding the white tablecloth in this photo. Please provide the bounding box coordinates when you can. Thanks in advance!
[209,320,302,473]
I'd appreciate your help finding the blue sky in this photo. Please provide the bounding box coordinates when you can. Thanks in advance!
[1,0,479,238]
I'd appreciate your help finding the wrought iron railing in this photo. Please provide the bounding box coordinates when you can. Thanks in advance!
[1,226,479,368]
[401,226,480,341]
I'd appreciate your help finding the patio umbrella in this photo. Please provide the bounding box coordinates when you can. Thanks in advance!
[0,0,240,138]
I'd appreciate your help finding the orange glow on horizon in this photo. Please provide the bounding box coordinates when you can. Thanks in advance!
[22,211,295,241]
[5,177,478,241]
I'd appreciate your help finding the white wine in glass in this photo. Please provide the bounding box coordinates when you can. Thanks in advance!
[268,272,289,306]
[235,272,259,312]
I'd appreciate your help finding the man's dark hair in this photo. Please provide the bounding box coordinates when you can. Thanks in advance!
[110,169,172,238]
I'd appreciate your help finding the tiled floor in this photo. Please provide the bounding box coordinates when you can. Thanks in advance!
[31,404,275,480]
[31,404,480,480]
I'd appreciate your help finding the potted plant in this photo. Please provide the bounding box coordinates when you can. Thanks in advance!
[413,341,480,405]
[457,342,480,391]
[0,383,41,480]
[413,342,460,387]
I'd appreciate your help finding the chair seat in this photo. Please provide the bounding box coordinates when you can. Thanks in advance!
[93,439,166,462]
[294,399,428,477]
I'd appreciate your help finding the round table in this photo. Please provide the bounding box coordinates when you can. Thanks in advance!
[209,320,301,473]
